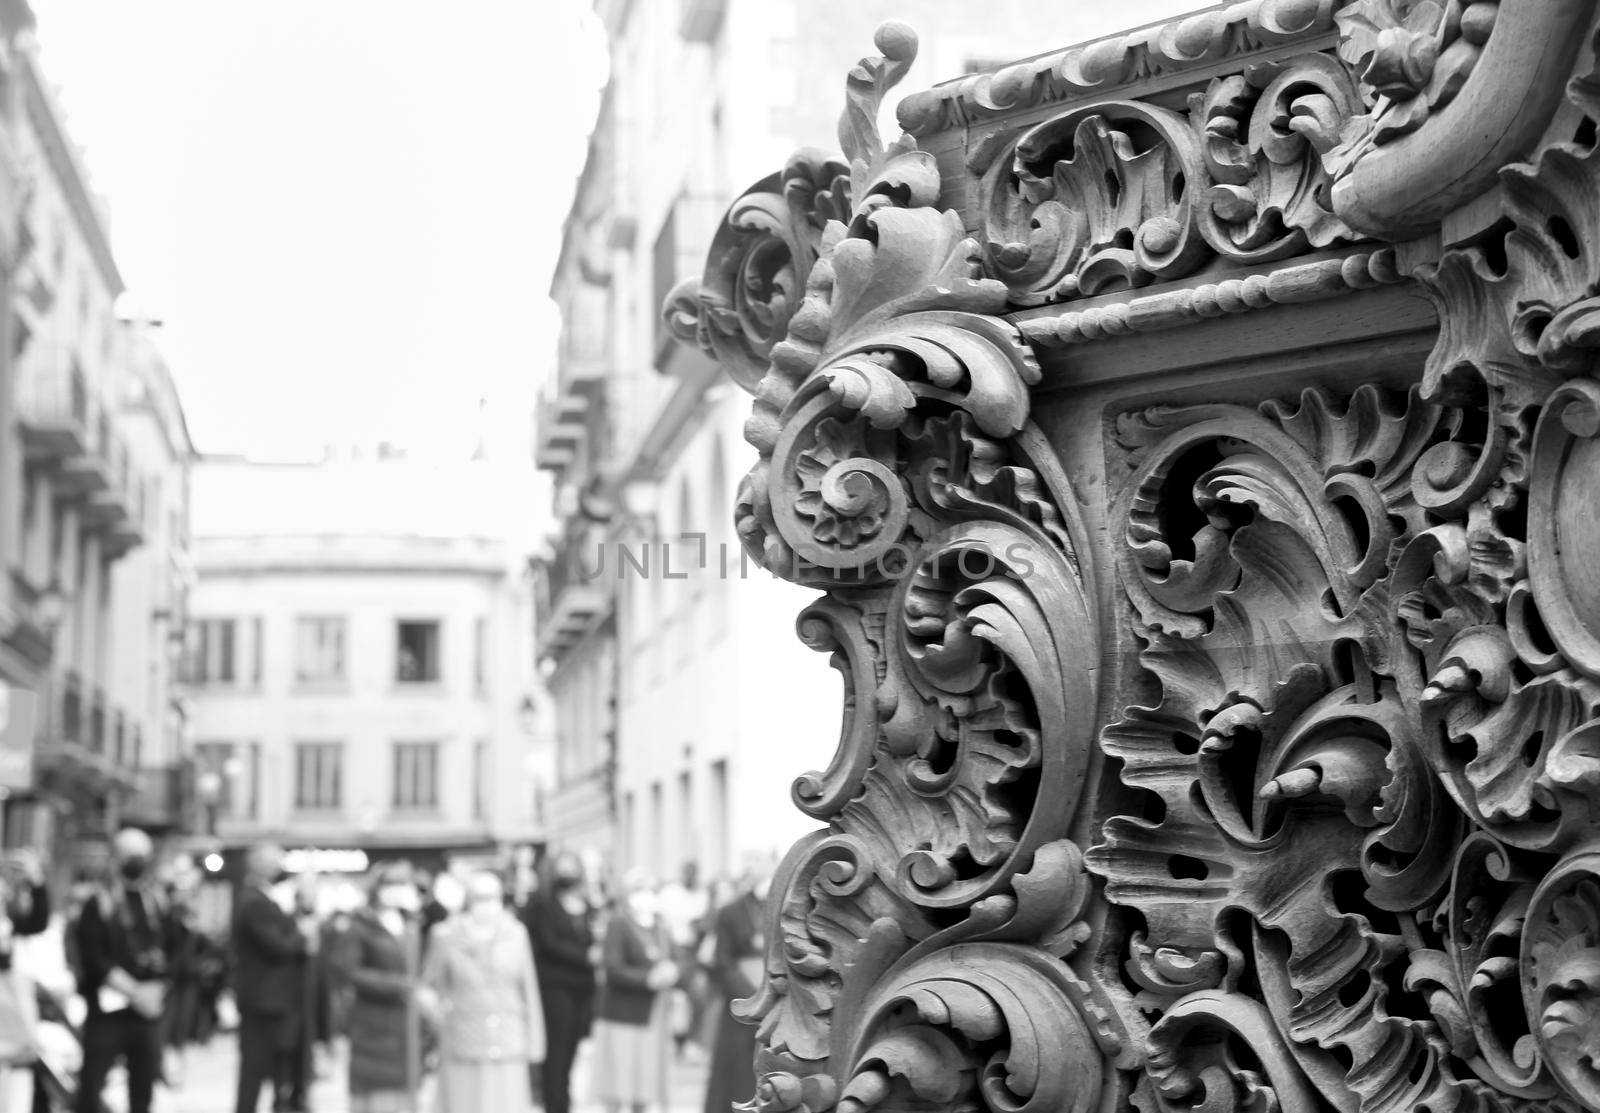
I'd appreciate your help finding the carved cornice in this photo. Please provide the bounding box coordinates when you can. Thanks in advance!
[896,0,1342,138]
[668,6,1600,1113]
[19,47,122,297]
[969,49,1363,308]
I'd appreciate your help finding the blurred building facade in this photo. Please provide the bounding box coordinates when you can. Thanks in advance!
[536,0,1156,884]
[109,330,197,838]
[183,456,542,880]
[0,2,197,889]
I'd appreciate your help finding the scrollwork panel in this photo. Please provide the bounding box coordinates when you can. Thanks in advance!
[666,9,1600,1113]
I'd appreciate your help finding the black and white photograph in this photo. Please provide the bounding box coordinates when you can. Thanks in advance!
[0,0,1596,1112]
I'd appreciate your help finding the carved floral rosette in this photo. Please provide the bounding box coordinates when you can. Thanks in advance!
[666,5,1600,1113]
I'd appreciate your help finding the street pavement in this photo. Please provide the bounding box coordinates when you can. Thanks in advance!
[112,1032,711,1113]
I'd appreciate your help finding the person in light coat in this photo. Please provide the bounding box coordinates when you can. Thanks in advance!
[419,871,544,1113]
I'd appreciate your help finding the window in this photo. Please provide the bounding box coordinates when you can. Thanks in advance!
[622,790,636,871]
[196,741,258,821]
[392,742,440,811]
[710,759,729,878]
[293,742,343,811]
[471,740,487,821]
[473,616,487,693]
[677,768,693,874]
[649,780,664,877]
[251,617,263,686]
[193,619,237,684]
[395,620,441,684]
[245,743,261,819]
[189,617,261,686]
[295,616,347,685]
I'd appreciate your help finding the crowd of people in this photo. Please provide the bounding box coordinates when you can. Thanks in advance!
[0,829,772,1113]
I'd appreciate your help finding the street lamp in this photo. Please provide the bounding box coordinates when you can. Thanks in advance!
[196,770,222,836]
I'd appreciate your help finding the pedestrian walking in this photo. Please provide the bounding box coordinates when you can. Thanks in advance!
[418,871,542,1113]
[330,861,425,1113]
[592,871,677,1113]
[231,843,319,1113]
[702,875,768,1113]
[521,852,594,1113]
[72,828,179,1113]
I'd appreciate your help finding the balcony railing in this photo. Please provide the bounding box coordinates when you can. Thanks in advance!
[542,530,589,610]
[535,390,595,474]
[536,529,609,656]
[60,670,82,747]
[86,434,147,557]
[36,674,142,791]
[17,346,89,459]
[121,764,185,830]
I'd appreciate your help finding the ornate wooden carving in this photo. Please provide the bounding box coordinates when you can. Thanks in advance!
[667,5,1600,1112]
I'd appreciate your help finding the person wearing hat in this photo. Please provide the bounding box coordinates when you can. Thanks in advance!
[328,861,425,1113]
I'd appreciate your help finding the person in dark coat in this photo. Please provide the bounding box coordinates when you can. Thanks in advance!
[592,871,676,1113]
[191,930,228,1045]
[73,828,180,1113]
[158,892,201,1086]
[330,861,424,1113]
[521,852,595,1113]
[231,843,316,1113]
[703,878,768,1113]
[318,905,357,1042]
[275,880,323,1113]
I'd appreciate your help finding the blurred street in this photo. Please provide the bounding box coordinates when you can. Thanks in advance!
[121,1035,711,1113]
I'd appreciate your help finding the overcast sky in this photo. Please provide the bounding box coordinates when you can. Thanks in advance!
[30,1,607,460]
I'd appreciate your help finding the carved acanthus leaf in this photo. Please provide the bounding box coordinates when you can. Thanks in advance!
[980,102,1207,304]
[665,150,851,391]
[1193,53,1360,262]
[669,9,1600,1113]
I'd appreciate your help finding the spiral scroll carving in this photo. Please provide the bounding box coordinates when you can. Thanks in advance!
[665,9,1600,1113]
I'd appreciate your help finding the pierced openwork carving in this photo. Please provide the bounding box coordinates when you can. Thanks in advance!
[667,5,1600,1113]
[975,52,1361,305]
